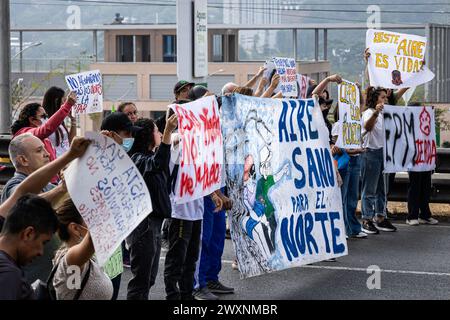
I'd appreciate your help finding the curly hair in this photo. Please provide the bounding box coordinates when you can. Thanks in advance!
[129,118,157,155]
[364,86,387,111]
[11,103,41,135]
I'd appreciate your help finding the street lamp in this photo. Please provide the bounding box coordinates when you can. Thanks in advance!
[207,69,225,78]
[12,41,42,60]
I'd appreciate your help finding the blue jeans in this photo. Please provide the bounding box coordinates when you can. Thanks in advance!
[195,196,226,289]
[361,148,386,220]
[340,156,363,236]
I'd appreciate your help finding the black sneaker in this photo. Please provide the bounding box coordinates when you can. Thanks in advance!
[362,220,379,234]
[207,281,235,294]
[374,217,397,232]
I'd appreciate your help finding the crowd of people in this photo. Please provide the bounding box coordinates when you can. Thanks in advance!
[0,48,439,301]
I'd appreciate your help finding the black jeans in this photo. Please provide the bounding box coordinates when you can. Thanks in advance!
[407,171,432,220]
[164,218,202,300]
[127,215,164,300]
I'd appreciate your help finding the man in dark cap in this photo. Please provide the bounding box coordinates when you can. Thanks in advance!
[173,80,195,102]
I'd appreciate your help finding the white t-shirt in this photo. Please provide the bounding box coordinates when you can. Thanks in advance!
[169,133,204,221]
[48,124,70,158]
[362,108,384,149]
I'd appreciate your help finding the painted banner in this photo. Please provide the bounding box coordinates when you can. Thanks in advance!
[366,29,435,89]
[383,105,436,173]
[170,95,223,204]
[336,79,361,148]
[273,57,298,97]
[222,94,347,278]
[65,70,103,115]
[297,74,310,99]
[65,132,153,266]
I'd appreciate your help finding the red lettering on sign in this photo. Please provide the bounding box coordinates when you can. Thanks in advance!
[199,103,221,146]
[91,84,103,95]
[175,105,201,134]
[181,134,198,167]
[414,139,436,165]
[180,172,195,197]
[194,161,221,191]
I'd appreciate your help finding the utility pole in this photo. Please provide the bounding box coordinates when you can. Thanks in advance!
[0,0,11,134]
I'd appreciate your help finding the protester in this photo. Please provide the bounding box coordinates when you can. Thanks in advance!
[11,92,78,166]
[406,103,439,226]
[0,137,91,300]
[188,85,209,101]
[125,115,178,300]
[52,198,113,300]
[174,80,195,102]
[0,195,58,300]
[99,112,143,299]
[1,133,67,284]
[42,87,77,158]
[361,87,397,234]
[118,102,139,124]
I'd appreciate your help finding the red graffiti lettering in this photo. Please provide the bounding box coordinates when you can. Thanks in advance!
[414,139,436,165]
[194,161,221,191]
[175,105,201,134]
[180,172,195,197]
[90,84,103,95]
[181,135,198,167]
[199,103,222,146]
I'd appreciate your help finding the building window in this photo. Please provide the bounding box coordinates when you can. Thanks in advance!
[212,34,224,62]
[140,35,151,62]
[163,35,177,62]
[116,35,134,62]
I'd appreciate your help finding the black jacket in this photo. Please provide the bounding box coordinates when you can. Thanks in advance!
[131,143,172,220]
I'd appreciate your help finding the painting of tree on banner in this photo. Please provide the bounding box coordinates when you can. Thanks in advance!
[221,94,348,278]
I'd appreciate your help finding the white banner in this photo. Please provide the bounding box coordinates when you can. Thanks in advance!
[366,29,434,89]
[383,105,436,173]
[65,132,153,266]
[221,94,347,278]
[170,95,223,204]
[65,70,103,115]
[336,79,361,149]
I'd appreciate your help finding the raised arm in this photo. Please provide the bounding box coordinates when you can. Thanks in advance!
[364,104,384,132]
[312,74,342,97]
[261,74,280,98]
[0,137,91,218]
[31,92,77,140]
[244,66,266,90]
[65,231,95,269]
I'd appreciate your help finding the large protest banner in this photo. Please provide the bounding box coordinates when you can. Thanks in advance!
[336,79,361,148]
[366,29,435,89]
[65,70,103,115]
[384,105,436,173]
[65,132,153,266]
[297,74,310,99]
[222,94,347,278]
[170,95,223,204]
[273,57,298,97]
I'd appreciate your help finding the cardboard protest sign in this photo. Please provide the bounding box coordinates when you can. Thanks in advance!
[366,29,435,89]
[297,74,310,99]
[221,94,347,278]
[65,70,103,115]
[65,132,153,266]
[336,79,361,148]
[383,105,436,173]
[273,57,298,97]
[170,95,223,204]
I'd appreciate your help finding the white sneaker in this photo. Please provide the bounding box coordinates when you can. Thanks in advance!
[353,232,368,238]
[418,217,439,225]
[406,219,419,226]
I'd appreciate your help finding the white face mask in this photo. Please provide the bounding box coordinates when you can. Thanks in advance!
[39,118,48,126]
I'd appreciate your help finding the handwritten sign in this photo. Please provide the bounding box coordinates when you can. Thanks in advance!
[65,70,103,115]
[170,95,223,204]
[297,74,310,99]
[65,132,152,266]
[366,29,435,88]
[273,57,298,97]
[336,79,361,148]
[221,94,347,278]
[384,105,436,173]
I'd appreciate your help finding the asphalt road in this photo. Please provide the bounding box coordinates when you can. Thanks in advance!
[117,222,450,300]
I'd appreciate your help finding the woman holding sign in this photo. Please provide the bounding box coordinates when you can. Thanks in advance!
[11,91,78,182]
[360,87,397,234]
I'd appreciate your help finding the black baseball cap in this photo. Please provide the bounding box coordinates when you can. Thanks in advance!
[174,80,195,94]
[101,112,142,133]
